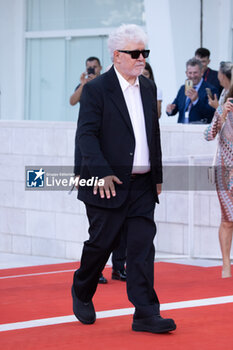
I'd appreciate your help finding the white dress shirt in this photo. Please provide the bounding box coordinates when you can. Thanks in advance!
[114,66,150,174]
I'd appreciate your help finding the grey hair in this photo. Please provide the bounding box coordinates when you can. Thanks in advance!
[219,61,233,84]
[186,57,203,71]
[107,24,148,62]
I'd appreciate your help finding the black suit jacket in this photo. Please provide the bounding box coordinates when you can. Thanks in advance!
[166,80,217,123]
[75,66,162,208]
[203,68,222,98]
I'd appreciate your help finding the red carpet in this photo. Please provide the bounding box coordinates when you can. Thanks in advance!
[0,262,233,349]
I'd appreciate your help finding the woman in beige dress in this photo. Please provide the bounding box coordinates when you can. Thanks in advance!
[204,71,233,277]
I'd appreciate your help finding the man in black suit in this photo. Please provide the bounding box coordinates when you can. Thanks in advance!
[71,57,127,284]
[71,24,176,334]
[195,47,222,98]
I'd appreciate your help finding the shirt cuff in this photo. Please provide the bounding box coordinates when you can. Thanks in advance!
[192,98,199,106]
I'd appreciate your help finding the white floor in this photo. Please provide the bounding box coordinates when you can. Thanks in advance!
[0,252,223,270]
[0,253,75,269]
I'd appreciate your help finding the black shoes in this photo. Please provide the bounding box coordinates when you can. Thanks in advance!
[112,268,127,281]
[71,286,96,324]
[71,284,176,333]
[132,314,176,333]
[98,274,108,284]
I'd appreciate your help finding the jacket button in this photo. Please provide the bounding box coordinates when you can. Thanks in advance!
[129,152,133,156]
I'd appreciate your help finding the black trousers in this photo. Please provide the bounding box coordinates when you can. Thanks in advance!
[112,224,127,271]
[73,173,160,318]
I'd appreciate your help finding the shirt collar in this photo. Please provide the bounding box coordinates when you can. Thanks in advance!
[194,77,203,90]
[114,66,139,92]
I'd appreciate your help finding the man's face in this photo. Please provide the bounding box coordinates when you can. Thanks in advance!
[114,41,146,80]
[86,60,102,76]
[186,65,202,85]
[195,55,210,72]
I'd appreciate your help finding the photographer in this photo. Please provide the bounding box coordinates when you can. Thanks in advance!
[69,56,102,106]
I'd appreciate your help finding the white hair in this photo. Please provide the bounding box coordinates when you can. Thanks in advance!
[107,24,148,62]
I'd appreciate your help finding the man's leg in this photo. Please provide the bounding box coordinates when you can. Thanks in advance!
[126,204,159,317]
[73,204,126,302]
[125,174,176,332]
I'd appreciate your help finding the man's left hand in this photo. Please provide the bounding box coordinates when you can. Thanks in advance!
[93,175,123,199]
[187,88,198,103]
[157,183,162,195]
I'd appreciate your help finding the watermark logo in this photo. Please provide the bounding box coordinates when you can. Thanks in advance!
[25,166,105,191]
[26,168,45,188]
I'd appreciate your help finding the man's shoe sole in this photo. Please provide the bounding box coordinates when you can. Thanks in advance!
[132,323,176,333]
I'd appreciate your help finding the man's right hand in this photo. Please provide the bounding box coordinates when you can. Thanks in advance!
[93,175,123,199]
[74,175,80,190]
[166,104,176,114]
[80,72,88,85]
[80,72,97,85]
[156,183,162,195]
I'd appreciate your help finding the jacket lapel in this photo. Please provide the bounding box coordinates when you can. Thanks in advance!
[106,67,134,134]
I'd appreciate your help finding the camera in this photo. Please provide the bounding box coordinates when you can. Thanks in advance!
[87,67,95,75]
[229,99,233,103]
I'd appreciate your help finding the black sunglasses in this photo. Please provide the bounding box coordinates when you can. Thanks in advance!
[118,49,150,59]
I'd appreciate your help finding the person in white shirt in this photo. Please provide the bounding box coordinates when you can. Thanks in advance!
[71,24,176,334]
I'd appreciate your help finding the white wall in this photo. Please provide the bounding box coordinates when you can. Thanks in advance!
[0,0,25,120]
[203,0,233,67]
[156,124,223,259]
[0,120,88,259]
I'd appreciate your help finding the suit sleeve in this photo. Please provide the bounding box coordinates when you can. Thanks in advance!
[73,128,82,176]
[76,83,114,179]
[166,87,182,116]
